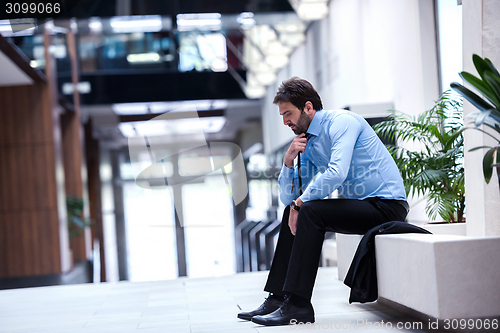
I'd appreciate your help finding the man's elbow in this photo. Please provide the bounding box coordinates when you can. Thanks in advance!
[280,199,292,206]
[279,192,293,206]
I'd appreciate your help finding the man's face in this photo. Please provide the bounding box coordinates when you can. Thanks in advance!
[278,101,313,135]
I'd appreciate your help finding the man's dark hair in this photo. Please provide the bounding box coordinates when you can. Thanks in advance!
[273,77,323,111]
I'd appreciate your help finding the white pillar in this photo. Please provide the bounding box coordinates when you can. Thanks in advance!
[463,0,500,236]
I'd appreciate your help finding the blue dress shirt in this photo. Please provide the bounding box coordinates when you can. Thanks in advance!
[278,109,407,205]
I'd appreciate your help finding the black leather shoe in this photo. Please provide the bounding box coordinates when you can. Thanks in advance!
[237,295,283,320]
[251,296,315,326]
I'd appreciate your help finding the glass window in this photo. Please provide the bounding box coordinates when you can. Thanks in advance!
[182,173,236,278]
[123,183,178,281]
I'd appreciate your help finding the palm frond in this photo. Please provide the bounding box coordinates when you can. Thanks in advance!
[374,91,465,222]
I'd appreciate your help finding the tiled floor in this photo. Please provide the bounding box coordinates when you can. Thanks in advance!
[0,267,441,333]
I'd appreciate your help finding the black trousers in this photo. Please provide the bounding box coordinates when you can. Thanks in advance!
[263,197,408,300]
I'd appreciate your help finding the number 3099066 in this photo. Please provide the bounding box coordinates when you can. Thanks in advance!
[6,2,61,14]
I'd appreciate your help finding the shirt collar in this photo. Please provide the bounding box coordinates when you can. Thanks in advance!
[306,109,324,137]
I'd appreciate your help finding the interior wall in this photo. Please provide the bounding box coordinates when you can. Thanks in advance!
[323,0,439,112]
[262,0,440,223]
[462,0,500,236]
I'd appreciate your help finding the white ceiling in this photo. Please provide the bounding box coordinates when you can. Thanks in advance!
[82,99,262,148]
[0,50,33,87]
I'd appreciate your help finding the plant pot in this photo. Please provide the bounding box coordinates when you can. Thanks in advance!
[425,219,465,225]
[422,221,466,236]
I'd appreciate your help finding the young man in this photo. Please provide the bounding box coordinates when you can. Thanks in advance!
[237,77,409,326]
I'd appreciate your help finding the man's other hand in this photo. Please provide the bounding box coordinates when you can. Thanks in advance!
[284,133,308,168]
[288,208,298,235]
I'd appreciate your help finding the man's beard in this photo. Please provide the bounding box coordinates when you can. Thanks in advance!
[289,111,311,134]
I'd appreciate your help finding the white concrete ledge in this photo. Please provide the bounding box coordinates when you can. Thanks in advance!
[421,222,466,236]
[336,234,363,281]
[336,224,467,282]
[375,234,500,319]
[322,239,337,267]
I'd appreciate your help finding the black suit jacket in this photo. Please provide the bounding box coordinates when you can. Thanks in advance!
[343,221,431,303]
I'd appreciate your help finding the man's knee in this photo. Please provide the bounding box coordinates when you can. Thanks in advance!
[298,202,323,228]
[299,201,314,216]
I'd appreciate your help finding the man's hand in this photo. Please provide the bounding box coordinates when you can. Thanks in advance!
[288,208,298,235]
[284,133,308,168]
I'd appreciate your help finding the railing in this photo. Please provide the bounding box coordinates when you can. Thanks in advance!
[235,217,282,273]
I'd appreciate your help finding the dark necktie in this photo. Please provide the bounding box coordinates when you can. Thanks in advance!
[297,133,311,195]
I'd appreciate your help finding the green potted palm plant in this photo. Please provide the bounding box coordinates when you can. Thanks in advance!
[374,92,465,223]
[451,54,500,190]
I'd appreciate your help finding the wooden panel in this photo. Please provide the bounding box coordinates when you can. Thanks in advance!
[61,112,84,197]
[0,209,61,278]
[0,85,54,147]
[0,213,4,277]
[0,143,58,212]
[0,31,70,278]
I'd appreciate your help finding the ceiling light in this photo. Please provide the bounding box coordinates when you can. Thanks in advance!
[245,73,267,99]
[49,45,67,59]
[247,25,277,46]
[288,0,329,21]
[249,61,273,73]
[266,54,289,69]
[279,32,306,47]
[244,26,291,59]
[110,16,163,33]
[240,17,308,95]
[239,12,255,19]
[274,21,307,34]
[70,18,78,33]
[118,117,227,137]
[113,100,229,115]
[88,17,103,33]
[254,72,277,86]
[245,85,266,99]
[265,41,292,56]
[237,12,256,29]
[127,53,161,63]
[30,60,45,68]
[113,103,148,115]
[62,82,91,95]
[177,13,222,31]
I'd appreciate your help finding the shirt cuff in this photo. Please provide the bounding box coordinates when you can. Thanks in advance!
[281,163,294,177]
[299,193,310,204]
